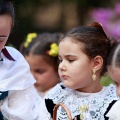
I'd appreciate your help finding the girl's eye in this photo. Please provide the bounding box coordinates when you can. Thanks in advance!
[34,69,45,74]
[68,59,74,62]
[59,59,62,63]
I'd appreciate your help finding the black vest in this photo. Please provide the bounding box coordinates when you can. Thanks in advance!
[0,91,8,120]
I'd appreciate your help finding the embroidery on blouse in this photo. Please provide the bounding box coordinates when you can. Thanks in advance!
[44,84,119,120]
[79,105,89,120]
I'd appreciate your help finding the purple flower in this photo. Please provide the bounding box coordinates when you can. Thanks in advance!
[90,2,120,41]
[115,2,120,15]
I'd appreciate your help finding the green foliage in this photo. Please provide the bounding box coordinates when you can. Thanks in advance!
[101,74,114,86]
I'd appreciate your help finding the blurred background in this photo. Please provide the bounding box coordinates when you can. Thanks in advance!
[8,0,120,49]
[8,0,120,86]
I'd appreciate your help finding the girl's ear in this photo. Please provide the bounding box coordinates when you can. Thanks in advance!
[92,55,103,71]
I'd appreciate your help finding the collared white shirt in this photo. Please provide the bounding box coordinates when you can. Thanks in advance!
[0,46,42,120]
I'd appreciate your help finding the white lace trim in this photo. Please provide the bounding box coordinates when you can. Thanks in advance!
[1,86,41,120]
[39,83,119,120]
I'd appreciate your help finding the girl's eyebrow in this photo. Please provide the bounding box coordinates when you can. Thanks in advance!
[58,54,77,58]
[65,55,76,57]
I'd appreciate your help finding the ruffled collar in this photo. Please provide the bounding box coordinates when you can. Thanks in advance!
[0,47,35,91]
[0,47,15,61]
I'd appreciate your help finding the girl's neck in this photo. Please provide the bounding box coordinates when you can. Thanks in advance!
[76,81,103,93]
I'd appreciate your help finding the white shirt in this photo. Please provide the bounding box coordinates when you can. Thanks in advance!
[39,83,119,120]
[106,100,120,120]
[0,47,42,120]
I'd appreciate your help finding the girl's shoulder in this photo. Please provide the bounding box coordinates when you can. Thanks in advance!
[44,83,118,103]
[42,83,72,118]
[44,83,68,101]
[0,47,35,91]
[6,46,19,52]
[44,83,76,105]
[43,84,118,120]
[5,46,24,60]
[105,99,120,119]
[103,84,117,96]
[4,46,29,67]
[93,84,118,100]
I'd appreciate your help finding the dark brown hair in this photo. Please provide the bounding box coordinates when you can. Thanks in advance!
[21,33,63,71]
[0,0,15,26]
[60,22,117,75]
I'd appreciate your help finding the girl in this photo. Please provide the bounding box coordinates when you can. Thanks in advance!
[105,42,120,120]
[0,0,41,119]
[39,22,119,120]
[21,33,62,98]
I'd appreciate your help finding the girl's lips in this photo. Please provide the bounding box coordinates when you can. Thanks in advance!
[61,75,69,80]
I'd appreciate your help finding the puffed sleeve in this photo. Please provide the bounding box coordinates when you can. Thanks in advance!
[1,86,41,120]
[106,100,120,120]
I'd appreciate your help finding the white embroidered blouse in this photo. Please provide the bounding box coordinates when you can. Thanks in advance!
[39,83,119,120]
[0,47,41,120]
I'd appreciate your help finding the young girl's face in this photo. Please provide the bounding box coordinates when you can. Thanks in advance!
[25,54,59,93]
[58,37,96,92]
[108,66,120,96]
[0,15,12,51]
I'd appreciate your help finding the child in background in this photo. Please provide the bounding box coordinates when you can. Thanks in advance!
[38,22,119,120]
[105,42,120,120]
[21,33,62,97]
[0,0,41,119]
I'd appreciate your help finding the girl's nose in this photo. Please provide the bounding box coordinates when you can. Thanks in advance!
[58,61,66,71]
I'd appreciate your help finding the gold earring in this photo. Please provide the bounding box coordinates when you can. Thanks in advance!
[92,68,96,81]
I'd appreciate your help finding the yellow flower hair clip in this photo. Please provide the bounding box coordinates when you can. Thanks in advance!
[48,43,58,57]
[24,33,37,48]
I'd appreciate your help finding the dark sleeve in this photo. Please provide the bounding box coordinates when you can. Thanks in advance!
[104,100,117,120]
[0,91,8,101]
[45,84,66,118]
[0,91,8,120]
[45,99,56,118]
